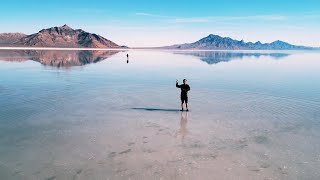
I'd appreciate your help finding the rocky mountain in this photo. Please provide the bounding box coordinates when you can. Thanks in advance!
[1,25,121,48]
[0,33,27,45]
[164,34,312,50]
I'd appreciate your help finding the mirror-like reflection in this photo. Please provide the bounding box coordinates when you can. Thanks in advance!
[0,50,122,67]
[173,51,290,64]
[176,111,188,142]
[0,49,320,179]
[0,50,291,67]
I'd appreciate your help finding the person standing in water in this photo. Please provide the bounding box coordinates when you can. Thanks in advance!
[126,54,129,63]
[176,79,190,111]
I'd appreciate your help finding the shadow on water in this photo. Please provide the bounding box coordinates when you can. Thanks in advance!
[131,108,183,112]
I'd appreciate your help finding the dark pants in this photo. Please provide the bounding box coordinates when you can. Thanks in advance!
[181,95,188,104]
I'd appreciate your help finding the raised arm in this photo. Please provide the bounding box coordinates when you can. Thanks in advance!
[176,82,181,88]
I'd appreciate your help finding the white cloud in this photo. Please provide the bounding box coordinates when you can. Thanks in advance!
[135,12,172,18]
[63,8,106,14]
[135,12,288,23]
[171,18,210,23]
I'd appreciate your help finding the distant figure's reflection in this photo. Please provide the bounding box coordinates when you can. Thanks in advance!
[177,111,188,141]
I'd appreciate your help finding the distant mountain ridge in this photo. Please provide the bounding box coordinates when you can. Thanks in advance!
[164,34,312,50]
[0,27,316,49]
[0,25,122,48]
[0,33,27,44]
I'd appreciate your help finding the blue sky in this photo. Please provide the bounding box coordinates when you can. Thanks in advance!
[1,0,320,47]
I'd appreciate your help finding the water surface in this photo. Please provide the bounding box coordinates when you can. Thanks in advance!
[0,49,319,179]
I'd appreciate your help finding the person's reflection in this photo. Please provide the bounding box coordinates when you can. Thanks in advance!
[177,111,188,141]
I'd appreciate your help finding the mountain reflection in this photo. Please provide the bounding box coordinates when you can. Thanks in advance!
[0,50,121,67]
[173,51,290,64]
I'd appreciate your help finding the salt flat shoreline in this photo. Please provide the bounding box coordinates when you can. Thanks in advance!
[0,46,314,53]
[0,47,129,51]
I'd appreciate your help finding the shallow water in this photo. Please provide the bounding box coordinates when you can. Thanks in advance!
[0,49,320,179]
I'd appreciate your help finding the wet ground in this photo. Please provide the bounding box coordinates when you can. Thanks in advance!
[0,49,320,179]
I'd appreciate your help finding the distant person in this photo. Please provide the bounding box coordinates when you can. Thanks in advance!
[126,53,129,63]
[176,79,190,111]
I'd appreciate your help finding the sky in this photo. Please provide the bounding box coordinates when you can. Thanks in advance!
[0,0,320,47]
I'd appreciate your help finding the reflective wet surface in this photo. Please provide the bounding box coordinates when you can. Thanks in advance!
[0,50,122,67]
[0,49,320,179]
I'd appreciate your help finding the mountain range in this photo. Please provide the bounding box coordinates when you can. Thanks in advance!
[0,33,27,45]
[163,34,313,50]
[0,25,122,48]
[0,25,316,49]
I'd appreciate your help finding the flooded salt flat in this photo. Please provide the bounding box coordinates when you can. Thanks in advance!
[0,49,320,179]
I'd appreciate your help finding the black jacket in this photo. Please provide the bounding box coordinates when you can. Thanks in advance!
[176,83,190,96]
